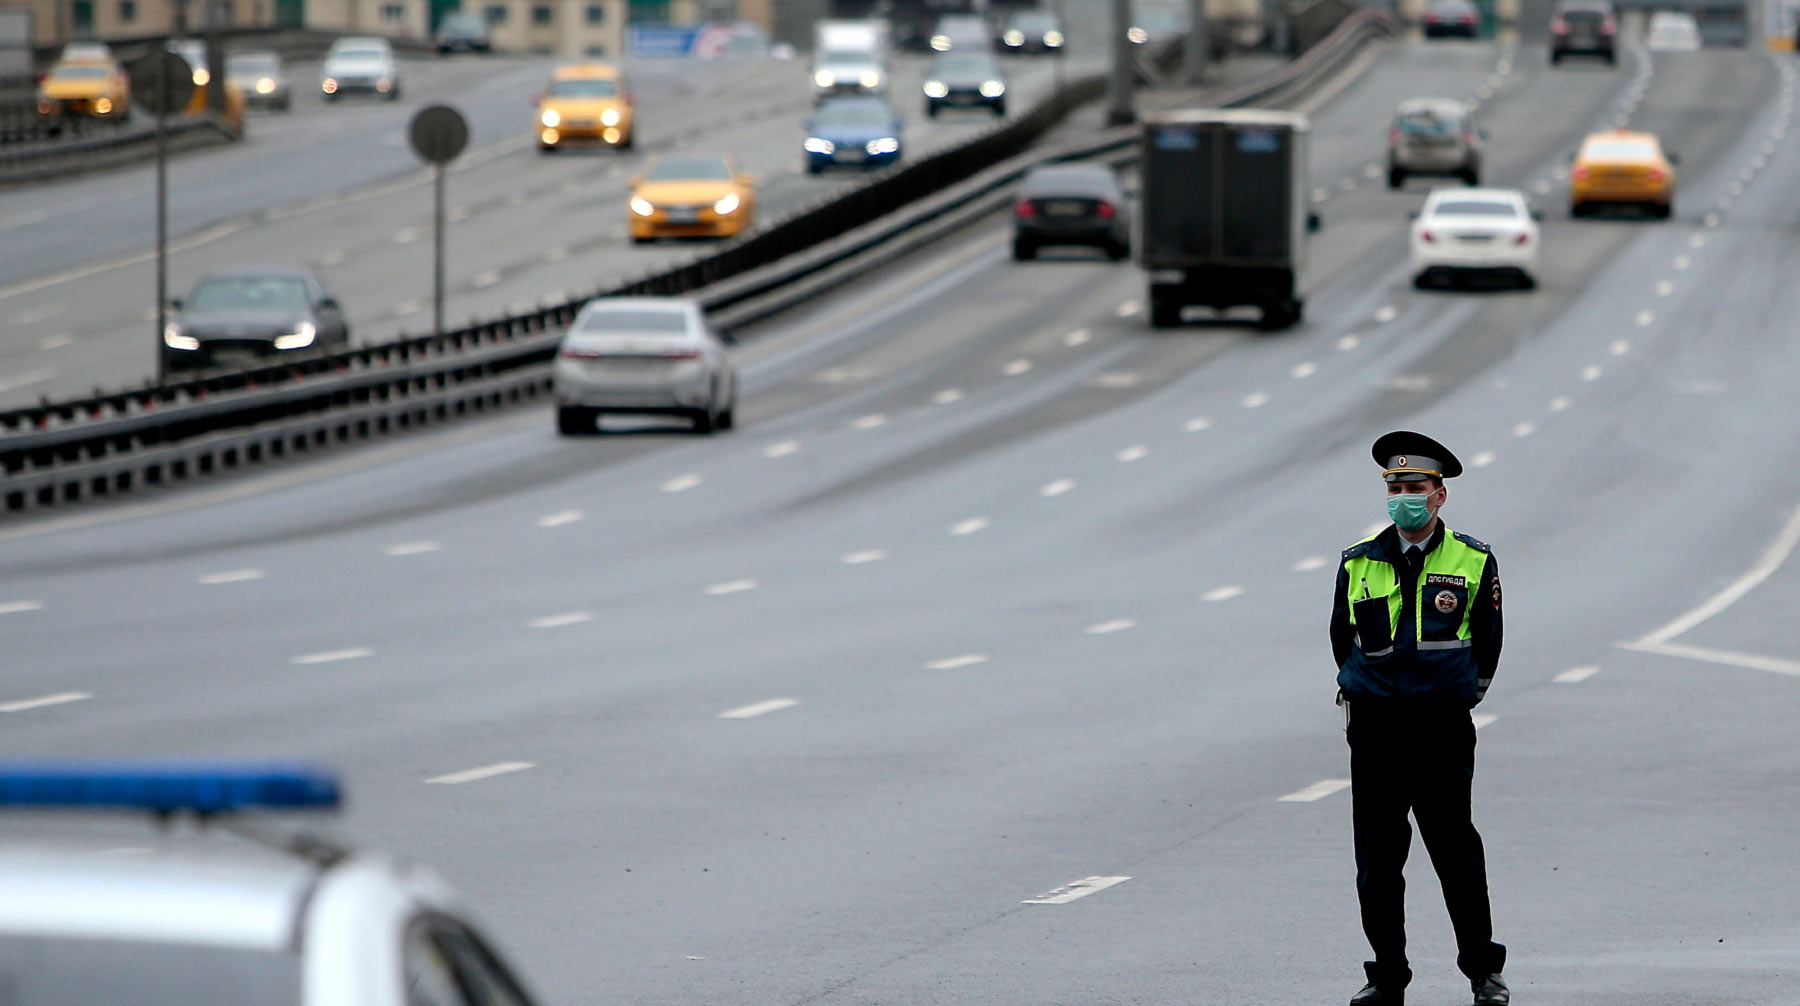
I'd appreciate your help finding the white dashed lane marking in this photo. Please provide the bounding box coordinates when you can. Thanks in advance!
[393,299,424,317]
[292,648,374,665]
[1040,479,1076,497]
[1085,619,1137,635]
[1337,334,1361,351]
[1023,876,1131,905]
[1554,665,1601,683]
[1655,280,1674,296]
[1004,358,1033,376]
[392,227,420,245]
[1280,778,1350,802]
[1293,556,1329,572]
[0,600,43,615]
[528,612,593,629]
[1550,396,1570,412]
[718,698,799,719]
[933,388,964,405]
[1673,254,1690,270]
[386,541,442,556]
[1581,364,1602,381]
[1291,361,1317,379]
[851,414,887,430]
[0,691,92,714]
[704,579,758,596]
[662,474,704,493]
[1374,305,1398,323]
[1471,450,1497,468]
[841,550,887,565]
[1609,339,1630,356]
[925,654,989,670]
[764,440,800,458]
[1116,301,1141,318]
[1064,329,1091,347]
[1183,416,1212,432]
[426,762,534,785]
[1634,309,1654,327]
[199,569,264,584]
[1512,422,1535,438]
[470,269,501,289]
[538,509,584,527]
[1201,585,1243,602]
[1116,445,1148,462]
[950,517,990,536]
[39,333,75,350]
[1242,391,1269,408]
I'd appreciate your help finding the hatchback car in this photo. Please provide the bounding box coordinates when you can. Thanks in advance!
[930,14,990,51]
[627,154,756,242]
[1549,0,1617,64]
[436,10,492,53]
[227,51,290,111]
[537,62,634,151]
[999,9,1066,53]
[804,96,904,173]
[1569,128,1676,217]
[1411,187,1540,289]
[162,268,350,371]
[1013,163,1131,261]
[924,51,1006,117]
[1422,0,1480,37]
[1388,97,1482,188]
[322,37,400,101]
[553,297,737,435]
[35,57,130,133]
[1645,10,1702,50]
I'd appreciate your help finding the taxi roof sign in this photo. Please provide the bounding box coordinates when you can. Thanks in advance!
[0,761,341,814]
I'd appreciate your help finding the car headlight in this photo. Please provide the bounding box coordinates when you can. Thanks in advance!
[376,76,392,91]
[256,77,275,94]
[1045,30,1064,46]
[94,97,113,113]
[804,136,836,154]
[193,68,209,86]
[163,324,199,350]
[924,80,949,98]
[814,69,835,88]
[713,193,741,215]
[629,196,656,217]
[540,108,561,128]
[600,107,621,126]
[979,79,1006,98]
[866,137,899,155]
[273,321,316,350]
[1004,30,1025,45]
[1128,26,1148,43]
[321,77,337,92]
[931,34,951,50]
[859,69,881,88]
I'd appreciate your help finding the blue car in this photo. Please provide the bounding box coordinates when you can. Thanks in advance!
[804,96,904,174]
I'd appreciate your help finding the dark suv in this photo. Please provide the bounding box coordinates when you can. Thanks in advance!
[1550,0,1617,64]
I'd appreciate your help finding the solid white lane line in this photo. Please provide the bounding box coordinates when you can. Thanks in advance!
[1279,778,1350,802]
[0,369,54,392]
[1609,339,1630,356]
[1201,585,1243,602]
[1621,640,1800,677]
[0,691,92,714]
[1337,334,1361,351]
[704,579,759,596]
[662,473,704,493]
[718,698,799,719]
[1040,479,1076,497]
[38,333,75,350]
[386,541,442,556]
[1550,396,1570,412]
[1634,309,1654,327]
[1554,665,1601,684]
[1003,358,1033,376]
[1085,618,1137,635]
[1064,329,1091,346]
[1581,364,1602,381]
[1293,556,1329,572]
[538,509,584,527]
[1471,713,1498,729]
[933,388,965,405]
[529,612,593,629]
[851,414,887,430]
[1374,305,1398,323]
[1471,450,1497,468]
[925,654,988,670]
[1242,391,1269,408]
[764,440,800,458]
[1512,422,1535,438]
[426,761,534,785]
[199,569,264,585]
[1116,445,1149,463]
[1116,301,1141,317]
[292,648,374,665]
[1183,416,1212,432]
[950,517,990,536]
[841,550,887,564]
[1634,501,1800,646]
[1023,876,1131,904]
[1291,361,1317,379]
[0,600,44,614]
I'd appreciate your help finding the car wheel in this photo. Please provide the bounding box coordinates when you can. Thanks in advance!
[1570,201,1588,218]
[619,132,634,150]
[557,406,597,436]
[806,161,823,175]
[1012,239,1036,261]
[539,144,557,154]
[1106,240,1130,262]
[1654,202,1672,219]
[1387,167,1405,189]
[1604,51,1616,65]
[1517,272,1538,291]
[692,407,716,435]
[716,402,736,431]
[1550,51,1561,64]
[1149,292,1181,329]
[926,103,939,118]
[1257,299,1298,331]
[1459,167,1480,186]
[1413,271,1432,290]
[993,101,1006,117]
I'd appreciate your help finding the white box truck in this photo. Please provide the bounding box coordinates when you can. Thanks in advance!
[811,19,891,100]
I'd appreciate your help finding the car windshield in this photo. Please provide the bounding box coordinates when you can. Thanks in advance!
[581,309,688,333]
[1433,200,1518,217]
[189,277,311,312]
[1584,140,1656,160]
[50,65,112,80]
[1011,13,1057,29]
[333,47,387,60]
[646,157,732,181]
[1562,9,1607,21]
[814,101,891,127]
[228,56,277,74]
[935,55,994,76]
[0,935,300,1006]
[443,14,482,30]
[821,50,875,65]
[1025,167,1114,196]
[548,78,618,97]
[1398,109,1464,136]
[1136,10,1185,30]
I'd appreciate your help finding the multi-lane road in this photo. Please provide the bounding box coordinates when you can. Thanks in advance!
[4,8,1800,1006]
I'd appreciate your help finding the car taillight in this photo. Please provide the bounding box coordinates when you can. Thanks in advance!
[660,349,702,360]
[1647,167,1665,182]
[1463,129,1475,145]
[1573,165,1590,180]
[1423,11,1438,21]
[1514,232,1531,245]
[1600,17,1617,33]
[1015,198,1036,218]
[1095,200,1117,219]
[1420,229,1436,244]
[1461,12,1476,23]
[1551,16,1568,32]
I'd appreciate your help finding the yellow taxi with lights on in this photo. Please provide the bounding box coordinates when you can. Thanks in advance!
[1569,128,1676,218]
[536,63,635,152]
[628,153,756,244]
[36,56,131,133]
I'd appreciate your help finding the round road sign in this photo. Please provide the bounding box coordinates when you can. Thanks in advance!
[409,105,469,164]
[128,51,196,118]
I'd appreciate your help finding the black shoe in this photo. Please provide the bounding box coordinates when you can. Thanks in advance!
[1471,973,1510,1005]
[1350,982,1403,1006]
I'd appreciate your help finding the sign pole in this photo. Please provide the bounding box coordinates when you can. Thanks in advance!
[406,105,469,341]
[433,162,445,339]
[1106,0,1135,126]
[154,65,169,384]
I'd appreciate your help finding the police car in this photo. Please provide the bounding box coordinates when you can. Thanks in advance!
[0,762,542,1005]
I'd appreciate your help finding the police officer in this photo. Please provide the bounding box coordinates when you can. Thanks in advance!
[1332,431,1508,1006]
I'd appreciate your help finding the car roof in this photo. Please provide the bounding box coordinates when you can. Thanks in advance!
[195,268,318,283]
[554,62,622,79]
[0,845,314,951]
[1023,163,1119,194]
[581,297,696,313]
[1396,96,1469,115]
[815,95,892,112]
[1426,186,1523,203]
[1581,127,1660,147]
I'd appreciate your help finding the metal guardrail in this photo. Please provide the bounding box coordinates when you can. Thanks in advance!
[0,12,1396,514]
[0,114,235,184]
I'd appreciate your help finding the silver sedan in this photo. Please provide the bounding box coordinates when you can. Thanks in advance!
[553,297,738,435]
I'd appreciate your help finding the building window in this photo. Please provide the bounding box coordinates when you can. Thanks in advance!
[484,4,506,23]
[531,3,551,24]
[585,3,604,23]
[382,3,404,23]
[72,0,94,31]
[118,0,137,21]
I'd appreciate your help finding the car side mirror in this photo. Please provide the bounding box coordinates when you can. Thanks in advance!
[1407,209,1420,220]
[1666,152,1679,165]
[1530,209,1543,222]
[1307,212,1322,233]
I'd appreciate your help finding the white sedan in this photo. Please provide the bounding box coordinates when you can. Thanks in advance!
[1645,11,1702,51]
[553,296,738,435]
[1410,187,1540,290]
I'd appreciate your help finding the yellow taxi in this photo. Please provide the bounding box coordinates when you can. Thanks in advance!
[1570,128,1676,218]
[536,63,635,152]
[36,57,131,132]
[628,154,756,243]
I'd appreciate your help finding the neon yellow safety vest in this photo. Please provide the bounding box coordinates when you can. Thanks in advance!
[1339,526,1491,700]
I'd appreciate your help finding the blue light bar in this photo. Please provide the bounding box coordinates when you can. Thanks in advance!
[0,760,341,814]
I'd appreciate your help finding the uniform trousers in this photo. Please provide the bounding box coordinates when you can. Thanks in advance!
[1346,701,1504,989]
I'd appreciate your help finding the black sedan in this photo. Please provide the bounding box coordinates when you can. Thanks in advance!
[1012,163,1131,261]
[1422,0,1481,37]
[923,52,1007,117]
[162,268,349,371]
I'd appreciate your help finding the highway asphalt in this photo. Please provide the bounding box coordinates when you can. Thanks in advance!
[3,13,1799,1006]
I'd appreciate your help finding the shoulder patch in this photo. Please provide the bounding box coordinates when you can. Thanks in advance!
[1343,538,1378,560]
[1451,530,1492,554]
